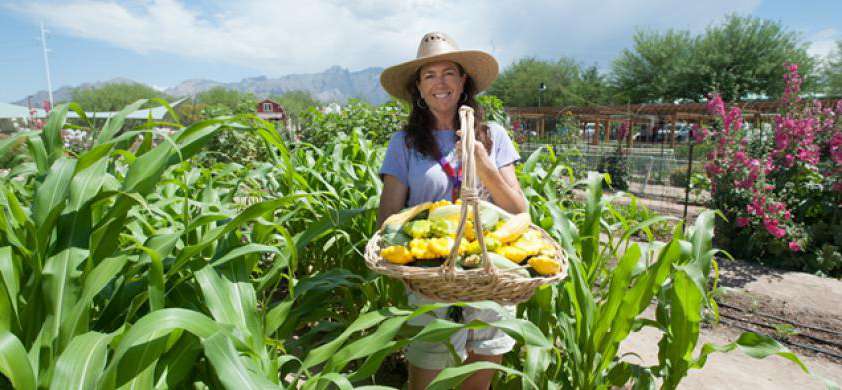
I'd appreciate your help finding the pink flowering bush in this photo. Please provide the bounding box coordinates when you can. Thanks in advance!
[702,64,842,276]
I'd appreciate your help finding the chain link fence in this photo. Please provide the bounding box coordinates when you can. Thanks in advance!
[519,142,709,205]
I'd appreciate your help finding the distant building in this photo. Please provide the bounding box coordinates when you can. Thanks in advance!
[256,99,286,123]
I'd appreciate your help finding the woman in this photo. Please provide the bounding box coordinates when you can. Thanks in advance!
[376,32,527,390]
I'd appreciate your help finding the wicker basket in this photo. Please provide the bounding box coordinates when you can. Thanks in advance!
[364,106,567,304]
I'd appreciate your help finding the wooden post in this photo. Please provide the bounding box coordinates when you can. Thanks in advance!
[594,119,601,145]
[670,115,678,149]
[604,118,611,144]
[627,121,633,148]
[541,116,546,137]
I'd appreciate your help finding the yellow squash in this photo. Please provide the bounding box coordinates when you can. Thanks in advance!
[409,238,439,260]
[495,245,528,263]
[381,245,413,265]
[528,256,561,275]
[492,213,531,243]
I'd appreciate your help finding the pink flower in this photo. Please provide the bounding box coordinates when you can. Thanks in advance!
[734,178,754,189]
[788,241,801,252]
[707,94,726,117]
[736,217,750,227]
[692,125,708,144]
[763,218,786,239]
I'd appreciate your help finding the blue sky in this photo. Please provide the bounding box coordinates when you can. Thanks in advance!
[1,0,840,103]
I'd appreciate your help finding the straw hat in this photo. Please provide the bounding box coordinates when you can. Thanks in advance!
[380,32,499,103]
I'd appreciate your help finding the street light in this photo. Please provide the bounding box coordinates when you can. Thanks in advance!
[538,82,547,107]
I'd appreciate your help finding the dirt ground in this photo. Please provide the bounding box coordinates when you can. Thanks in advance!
[620,304,842,389]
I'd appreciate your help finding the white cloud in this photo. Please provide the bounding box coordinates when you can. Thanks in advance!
[8,0,762,75]
[807,28,840,59]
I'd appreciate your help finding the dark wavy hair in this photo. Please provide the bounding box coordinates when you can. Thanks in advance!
[403,64,492,160]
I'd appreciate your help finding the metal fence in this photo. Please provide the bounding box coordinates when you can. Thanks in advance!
[518,142,709,204]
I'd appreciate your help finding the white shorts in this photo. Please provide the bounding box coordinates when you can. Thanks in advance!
[404,293,517,370]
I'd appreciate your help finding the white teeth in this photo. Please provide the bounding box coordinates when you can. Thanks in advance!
[432,92,451,99]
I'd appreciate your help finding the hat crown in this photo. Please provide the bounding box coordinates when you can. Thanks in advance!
[416,32,459,59]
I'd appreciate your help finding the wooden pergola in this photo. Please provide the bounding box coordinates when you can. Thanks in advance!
[506,100,836,148]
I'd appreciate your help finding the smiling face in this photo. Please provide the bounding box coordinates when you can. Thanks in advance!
[416,60,467,118]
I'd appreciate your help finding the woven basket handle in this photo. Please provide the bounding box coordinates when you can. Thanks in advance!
[442,106,497,280]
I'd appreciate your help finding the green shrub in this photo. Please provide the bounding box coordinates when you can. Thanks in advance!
[597,152,629,190]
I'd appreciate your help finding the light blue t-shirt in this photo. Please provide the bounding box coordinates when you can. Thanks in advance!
[380,122,520,207]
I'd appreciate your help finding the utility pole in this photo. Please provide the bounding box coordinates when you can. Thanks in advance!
[40,21,54,107]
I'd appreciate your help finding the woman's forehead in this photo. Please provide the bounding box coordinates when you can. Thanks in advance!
[419,61,461,73]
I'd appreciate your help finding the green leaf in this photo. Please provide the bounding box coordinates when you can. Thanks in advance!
[41,103,70,163]
[0,247,20,331]
[265,298,294,337]
[154,333,202,389]
[693,331,809,374]
[427,361,537,390]
[209,244,280,269]
[32,158,77,243]
[0,331,36,390]
[196,266,264,352]
[43,247,88,349]
[26,136,49,174]
[488,318,552,348]
[202,332,276,390]
[301,307,406,370]
[325,316,407,372]
[96,99,148,146]
[62,255,128,344]
[68,158,109,212]
[101,309,224,389]
[49,331,114,390]
[171,195,307,276]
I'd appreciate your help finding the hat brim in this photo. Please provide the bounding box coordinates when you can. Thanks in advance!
[380,50,499,103]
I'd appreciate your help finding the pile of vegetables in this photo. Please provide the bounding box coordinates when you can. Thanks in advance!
[379,199,563,276]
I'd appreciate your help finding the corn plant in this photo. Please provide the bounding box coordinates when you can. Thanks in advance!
[502,157,812,389]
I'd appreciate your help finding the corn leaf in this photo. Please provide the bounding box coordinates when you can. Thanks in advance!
[428,361,538,390]
[49,331,113,390]
[202,332,276,390]
[0,331,36,390]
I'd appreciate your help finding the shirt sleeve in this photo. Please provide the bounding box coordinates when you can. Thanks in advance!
[489,122,521,169]
[379,131,409,187]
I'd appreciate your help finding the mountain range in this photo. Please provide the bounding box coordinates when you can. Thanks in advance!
[14,66,390,106]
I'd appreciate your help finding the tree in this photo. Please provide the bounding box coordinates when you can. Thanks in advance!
[690,15,814,101]
[270,90,320,119]
[611,29,695,103]
[574,65,615,105]
[488,57,612,107]
[823,40,842,97]
[195,87,256,115]
[70,82,169,111]
[611,15,815,103]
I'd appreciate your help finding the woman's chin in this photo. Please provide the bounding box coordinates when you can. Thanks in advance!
[431,101,458,112]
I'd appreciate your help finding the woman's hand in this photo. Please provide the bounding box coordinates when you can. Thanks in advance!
[455,129,496,176]
[454,129,527,214]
